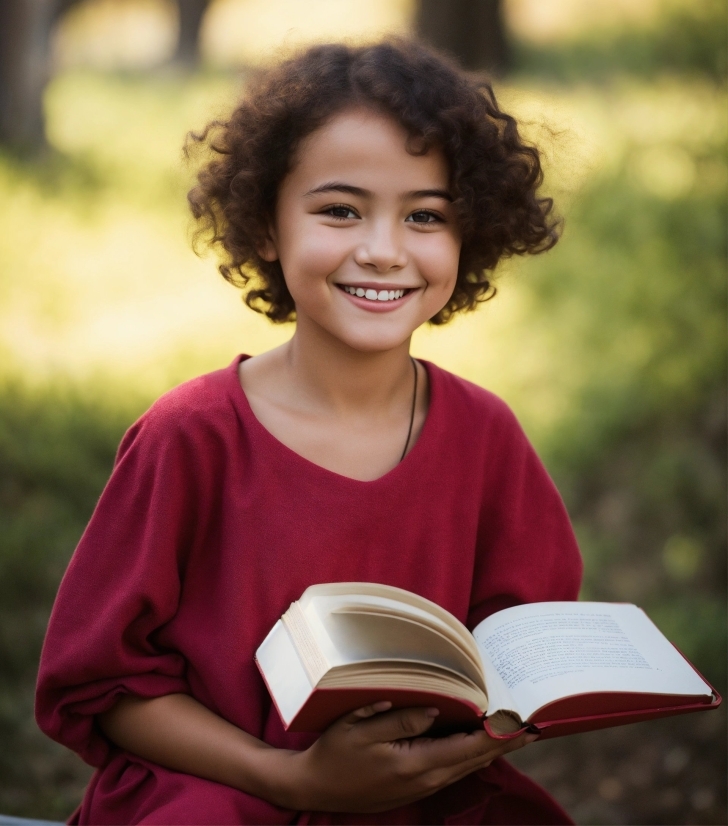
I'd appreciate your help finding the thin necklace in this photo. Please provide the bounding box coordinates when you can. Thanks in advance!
[399,357,418,462]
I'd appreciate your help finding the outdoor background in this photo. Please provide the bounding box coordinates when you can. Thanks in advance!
[0,0,725,823]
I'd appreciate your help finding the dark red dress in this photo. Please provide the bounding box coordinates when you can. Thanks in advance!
[36,355,582,825]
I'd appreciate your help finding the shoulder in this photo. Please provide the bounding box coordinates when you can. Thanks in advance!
[116,357,243,462]
[425,360,524,438]
[147,360,238,429]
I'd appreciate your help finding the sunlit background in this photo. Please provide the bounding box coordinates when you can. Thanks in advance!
[0,0,725,823]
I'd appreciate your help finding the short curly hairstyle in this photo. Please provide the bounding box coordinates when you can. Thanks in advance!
[187,38,560,325]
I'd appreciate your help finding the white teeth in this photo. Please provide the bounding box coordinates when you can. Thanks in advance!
[342,286,408,301]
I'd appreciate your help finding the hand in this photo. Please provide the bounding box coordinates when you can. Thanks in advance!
[275,702,538,813]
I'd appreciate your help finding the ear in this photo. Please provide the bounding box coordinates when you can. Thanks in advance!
[257,228,279,262]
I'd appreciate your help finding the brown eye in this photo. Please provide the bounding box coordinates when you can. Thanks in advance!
[325,205,358,220]
[407,210,441,224]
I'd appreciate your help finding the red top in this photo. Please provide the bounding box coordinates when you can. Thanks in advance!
[36,356,582,825]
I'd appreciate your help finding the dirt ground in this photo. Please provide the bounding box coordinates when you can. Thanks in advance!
[508,706,727,825]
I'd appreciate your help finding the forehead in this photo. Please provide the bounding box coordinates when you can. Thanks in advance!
[285,107,450,192]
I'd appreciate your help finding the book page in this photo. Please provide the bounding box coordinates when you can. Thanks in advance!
[298,586,485,687]
[299,583,483,669]
[302,596,486,693]
[472,602,712,721]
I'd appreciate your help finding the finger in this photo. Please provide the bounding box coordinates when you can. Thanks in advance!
[381,743,501,806]
[497,730,540,756]
[446,738,522,783]
[400,726,533,772]
[431,729,539,780]
[341,700,393,725]
[414,740,509,791]
[357,706,440,742]
[379,729,539,804]
[401,727,493,765]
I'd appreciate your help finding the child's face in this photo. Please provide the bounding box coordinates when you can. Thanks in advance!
[261,107,461,353]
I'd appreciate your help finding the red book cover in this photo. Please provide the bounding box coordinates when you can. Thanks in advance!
[256,660,721,739]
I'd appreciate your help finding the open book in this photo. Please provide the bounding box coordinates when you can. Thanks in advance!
[255,583,720,738]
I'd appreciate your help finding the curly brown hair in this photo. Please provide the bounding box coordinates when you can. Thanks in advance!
[187,38,560,325]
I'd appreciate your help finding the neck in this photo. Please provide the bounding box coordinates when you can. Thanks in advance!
[282,317,413,415]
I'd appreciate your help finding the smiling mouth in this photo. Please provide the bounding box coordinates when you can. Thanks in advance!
[337,285,415,303]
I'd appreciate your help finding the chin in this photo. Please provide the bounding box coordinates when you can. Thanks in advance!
[334,328,413,354]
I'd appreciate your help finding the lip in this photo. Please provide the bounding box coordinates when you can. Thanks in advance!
[335,283,419,313]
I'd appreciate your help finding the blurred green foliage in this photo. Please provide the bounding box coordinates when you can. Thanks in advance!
[0,386,138,817]
[535,162,727,690]
[514,0,727,82]
[0,4,726,819]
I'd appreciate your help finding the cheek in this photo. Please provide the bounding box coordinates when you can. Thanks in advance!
[280,227,349,291]
[417,237,461,292]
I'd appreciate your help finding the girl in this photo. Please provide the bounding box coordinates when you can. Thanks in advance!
[36,39,582,825]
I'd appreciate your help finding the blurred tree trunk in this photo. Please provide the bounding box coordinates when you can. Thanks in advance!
[415,0,510,75]
[0,0,209,151]
[0,0,79,150]
[173,0,210,67]
[1,0,53,148]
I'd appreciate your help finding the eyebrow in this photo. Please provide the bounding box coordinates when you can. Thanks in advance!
[304,181,453,202]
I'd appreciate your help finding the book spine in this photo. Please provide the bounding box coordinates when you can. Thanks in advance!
[482,717,537,740]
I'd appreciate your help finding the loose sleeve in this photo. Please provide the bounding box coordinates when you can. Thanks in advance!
[467,404,583,630]
[35,403,205,766]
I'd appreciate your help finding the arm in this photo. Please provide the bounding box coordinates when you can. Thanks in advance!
[99,694,537,813]
[469,404,583,629]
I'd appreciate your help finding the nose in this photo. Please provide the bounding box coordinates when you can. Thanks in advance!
[353,219,407,273]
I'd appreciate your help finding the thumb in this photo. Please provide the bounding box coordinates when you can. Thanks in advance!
[499,730,540,756]
[357,706,440,743]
